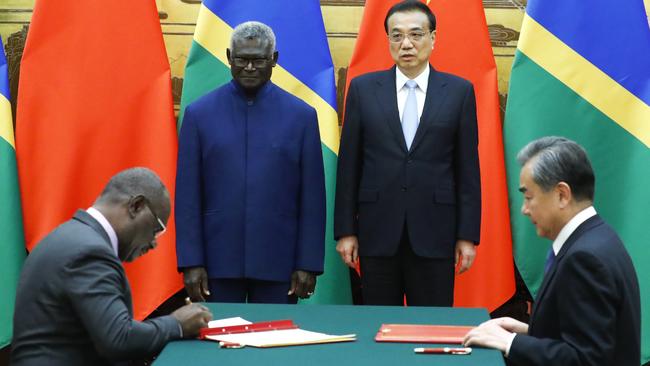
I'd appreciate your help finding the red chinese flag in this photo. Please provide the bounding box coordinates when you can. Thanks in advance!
[346,0,514,311]
[16,0,181,319]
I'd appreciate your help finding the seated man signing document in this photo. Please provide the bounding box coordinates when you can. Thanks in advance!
[464,137,640,366]
[11,168,213,366]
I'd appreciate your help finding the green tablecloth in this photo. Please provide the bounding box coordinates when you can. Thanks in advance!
[153,303,505,366]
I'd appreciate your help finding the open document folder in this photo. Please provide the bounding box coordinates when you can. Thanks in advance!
[200,318,356,348]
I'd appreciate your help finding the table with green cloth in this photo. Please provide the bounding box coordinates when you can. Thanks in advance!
[153,303,505,366]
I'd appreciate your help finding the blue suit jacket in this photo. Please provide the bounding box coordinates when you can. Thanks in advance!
[175,80,325,281]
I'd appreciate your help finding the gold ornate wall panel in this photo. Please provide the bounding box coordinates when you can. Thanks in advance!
[321,4,364,84]
[2,0,650,120]
[0,0,33,116]
[156,0,201,110]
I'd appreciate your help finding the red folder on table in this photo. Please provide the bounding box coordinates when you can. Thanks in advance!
[199,319,356,348]
[199,320,297,339]
[375,324,474,344]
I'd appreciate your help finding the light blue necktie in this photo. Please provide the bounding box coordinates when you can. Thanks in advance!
[402,80,419,150]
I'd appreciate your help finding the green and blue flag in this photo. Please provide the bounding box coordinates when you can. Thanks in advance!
[504,0,650,362]
[0,35,26,348]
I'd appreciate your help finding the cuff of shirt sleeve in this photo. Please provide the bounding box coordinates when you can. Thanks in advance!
[504,332,516,357]
[178,322,184,339]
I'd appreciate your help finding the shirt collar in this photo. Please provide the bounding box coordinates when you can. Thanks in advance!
[395,65,430,94]
[552,206,597,255]
[86,207,119,258]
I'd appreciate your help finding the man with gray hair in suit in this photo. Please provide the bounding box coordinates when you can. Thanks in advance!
[464,136,640,365]
[11,167,213,366]
[176,21,326,304]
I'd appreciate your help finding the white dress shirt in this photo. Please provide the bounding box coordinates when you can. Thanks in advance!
[87,207,119,258]
[551,206,596,255]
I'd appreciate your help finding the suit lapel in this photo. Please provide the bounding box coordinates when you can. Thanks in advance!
[530,215,603,324]
[73,209,133,313]
[410,66,447,153]
[73,210,113,249]
[375,67,408,153]
[529,256,558,326]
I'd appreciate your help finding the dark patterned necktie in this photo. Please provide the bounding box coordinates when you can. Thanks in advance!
[544,248,556,274]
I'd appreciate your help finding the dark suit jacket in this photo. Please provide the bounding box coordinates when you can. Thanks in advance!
[175,80,326,281]
[11,210,181,366]
[334,66,481,258]
[509,215,641,365]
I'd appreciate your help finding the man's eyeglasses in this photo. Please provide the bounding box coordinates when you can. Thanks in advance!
[144,201,166,238]
[388,30,432,43]
[231,57,272,69]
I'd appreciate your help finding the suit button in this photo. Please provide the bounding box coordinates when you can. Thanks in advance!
[407,159,413,164]
[401,187,407,192]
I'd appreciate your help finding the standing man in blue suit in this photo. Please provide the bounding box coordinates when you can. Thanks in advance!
[176,21,326,304]
[335,0,481,306]
[464,137,640,366]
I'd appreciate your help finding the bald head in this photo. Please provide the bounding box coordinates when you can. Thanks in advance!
[97,167,169,211]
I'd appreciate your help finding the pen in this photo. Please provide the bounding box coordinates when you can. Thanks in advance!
[414,347,472,355]
[219,341,244,349]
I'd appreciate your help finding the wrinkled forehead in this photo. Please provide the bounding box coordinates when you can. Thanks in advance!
[231,37,273,57]
[387,10,430,32]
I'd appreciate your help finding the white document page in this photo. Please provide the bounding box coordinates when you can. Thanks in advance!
[206,328,356,348]
[207,317,252,328]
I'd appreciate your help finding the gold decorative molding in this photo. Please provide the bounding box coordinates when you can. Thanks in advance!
[327,32,358,38]
[483,0,527,9]
[488,24,520,47]
[321,0,365,6]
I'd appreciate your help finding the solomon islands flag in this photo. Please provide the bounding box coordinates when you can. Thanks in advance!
[503,0,650,362]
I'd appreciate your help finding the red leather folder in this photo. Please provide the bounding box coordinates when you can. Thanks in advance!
[199,320,297,340]
[375,324,474,344]
[198,319,356,348]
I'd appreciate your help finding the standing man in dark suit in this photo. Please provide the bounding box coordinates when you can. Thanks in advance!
[335,0,481,306]
[176,21,325,304]
[464,137,641,366]
[11,168,213,366]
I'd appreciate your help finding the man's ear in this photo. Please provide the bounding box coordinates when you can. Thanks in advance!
[128,195,146,218]
[431,30,436,50]
[271,51,279,67]
[226,48,232,65]
[556,182,572,208]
